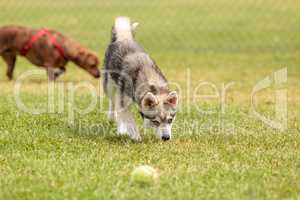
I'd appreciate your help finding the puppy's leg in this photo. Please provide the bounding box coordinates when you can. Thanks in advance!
[115,90,141,141]
[115,92,127,134]
[105,77,116,121]
[2,51,17,80]
[108,97,116,121]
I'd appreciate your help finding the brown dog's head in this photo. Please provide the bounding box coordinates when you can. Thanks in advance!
[73,49,100,78]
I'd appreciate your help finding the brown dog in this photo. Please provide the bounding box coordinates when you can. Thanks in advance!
[0,25,100,80]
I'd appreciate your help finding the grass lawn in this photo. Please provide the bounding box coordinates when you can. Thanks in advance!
[0,0,300,199]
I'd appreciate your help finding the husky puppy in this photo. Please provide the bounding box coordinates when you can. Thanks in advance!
[103,17,178,141]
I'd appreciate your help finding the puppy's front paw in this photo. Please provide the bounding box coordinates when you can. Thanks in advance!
[117,121,141,141]
[131,134,141,142]
[127,124,141,142]
[117,122,128,135]
[107,111,116,122]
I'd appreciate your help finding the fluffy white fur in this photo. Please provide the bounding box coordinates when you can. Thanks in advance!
[114,17,133,41]
[106,76,141,141]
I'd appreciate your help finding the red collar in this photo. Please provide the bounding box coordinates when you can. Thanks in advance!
[20,28,65,59]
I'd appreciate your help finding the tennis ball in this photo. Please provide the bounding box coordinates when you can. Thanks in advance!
[131,165,158,185]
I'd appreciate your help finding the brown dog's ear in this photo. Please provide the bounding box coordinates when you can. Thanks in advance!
[78,49,86,58]
[165,91,178,108]
[65,40,80,60]
[142,92,158,109]
[67,48,77,60]
[73,50,86,65]
[87,52,98,65]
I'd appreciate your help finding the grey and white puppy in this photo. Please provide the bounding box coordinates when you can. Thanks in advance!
[103,17,178,141]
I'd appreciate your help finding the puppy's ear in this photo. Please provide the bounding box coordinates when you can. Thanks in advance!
[132,22,139,31]
[165,91,178,108]
[142,92,158,109]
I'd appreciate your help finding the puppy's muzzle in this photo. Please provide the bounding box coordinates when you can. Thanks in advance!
[162,134,170,141]
[160,128,171,141]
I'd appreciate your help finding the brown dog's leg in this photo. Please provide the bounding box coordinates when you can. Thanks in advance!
[46,67,56,81]
[2,51,17,80]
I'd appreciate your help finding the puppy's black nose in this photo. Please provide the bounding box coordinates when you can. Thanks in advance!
[162,135,170,141]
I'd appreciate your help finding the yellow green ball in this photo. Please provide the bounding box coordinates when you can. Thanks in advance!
[131,165,158,185]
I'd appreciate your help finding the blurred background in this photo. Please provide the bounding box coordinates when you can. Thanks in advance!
[0,0,299,56]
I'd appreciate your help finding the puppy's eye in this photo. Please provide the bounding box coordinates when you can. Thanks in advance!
[151,120,160,126]
[167,118,173,124]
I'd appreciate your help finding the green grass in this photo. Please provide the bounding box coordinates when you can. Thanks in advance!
[0,0,300,199]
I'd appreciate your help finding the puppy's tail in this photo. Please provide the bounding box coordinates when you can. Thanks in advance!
[112,16,139,42]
